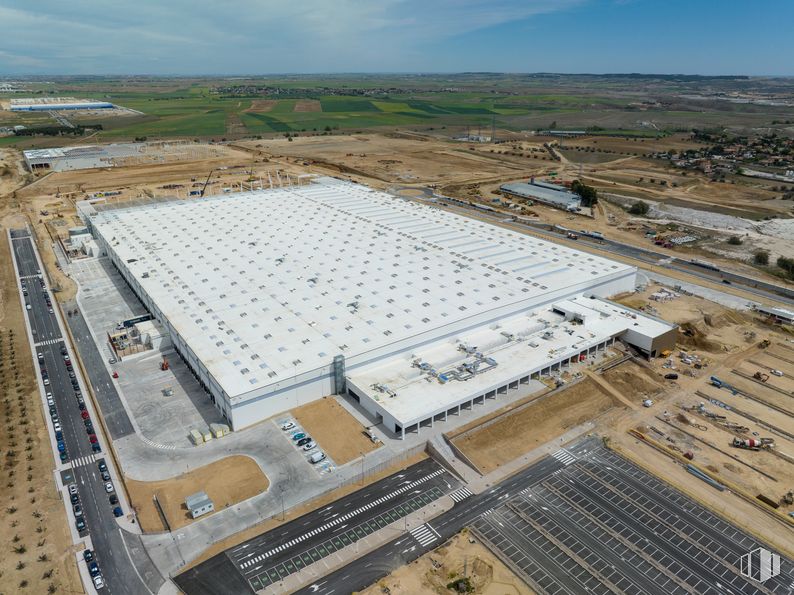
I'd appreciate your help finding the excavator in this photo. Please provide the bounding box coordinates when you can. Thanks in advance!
[753,371,769,383]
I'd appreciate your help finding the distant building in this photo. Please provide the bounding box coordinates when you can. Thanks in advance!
[500,179,582,212]
[185,492,214,519]
[10,97,114,111]
[541,130,587,137]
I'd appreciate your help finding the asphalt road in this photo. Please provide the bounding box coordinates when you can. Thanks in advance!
[295,439,794,595]
[175,458,459,594]
[63,297,135,439]
[430,197,794,307]
[293,452,568,595]
[11,230,162,595]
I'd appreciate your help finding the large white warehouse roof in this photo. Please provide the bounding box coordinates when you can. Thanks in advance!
[85,178,634,403]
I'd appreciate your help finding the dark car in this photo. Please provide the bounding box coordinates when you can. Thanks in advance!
[60,452,69,463]
[83,549,94,563]
[297,437,312,447]
[92,443,102,453]
[75,518,86,532]
[81,410,90,420]
[61,346,68,356]
[664,373,679,380]
[55,431,63,441]
[84,417,92,426]
[86,425,94,435]
[109,494,118,505]
[97,460,107,472]
[70,493,79,505]
[88,561,100,577]
[101,471,111,481]
[78,402,86,411]
[112,507,123,517]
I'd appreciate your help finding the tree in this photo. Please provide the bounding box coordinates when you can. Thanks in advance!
[628,200,650,215]
[777,256,794,279]
[753,251,769,265]
[570,179,598,207]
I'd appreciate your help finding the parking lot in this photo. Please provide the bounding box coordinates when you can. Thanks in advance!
[70,257,224,447]
[473,446,794,595]
[277,417,336,475]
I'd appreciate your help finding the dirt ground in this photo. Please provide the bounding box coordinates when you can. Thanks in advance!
[245,100,277,113]
[0,233,83,594]
[292,396,381,465]
[361,530,534,595]
[125,455,269,532]
[294,100,321,112]
[454,378,618,474]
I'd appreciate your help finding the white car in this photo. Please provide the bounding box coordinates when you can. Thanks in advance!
[26,304,31,310]
[93,575,105,589]
[302,441,316,451]
[104,482,114,493]
[43,378,50,386]
[280,421,295,431]
[68,483,78,496]
[770,369,784,377]
[53,422,61,432]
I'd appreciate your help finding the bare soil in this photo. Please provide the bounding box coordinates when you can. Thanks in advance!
[361,530,534,595]
[293,100,321,112]
[292,396,381,465]
[245,100,277,113]
[125,455,269,532]
[454,378,618,474]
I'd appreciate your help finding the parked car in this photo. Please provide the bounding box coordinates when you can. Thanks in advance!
[93,575,105,590]
[297,437,312,447]
[92,443,102,453]
[302,441,316,451]
[86,425,94,435]
[55,431,62,441]
[664,373,679,380]
[109,494,118,505]
[53,422,61,432]
[101,471,110,481]
[309,451,326,464]
[104,482,114,493]
[291,432,306,442]
[57,441,66,452]
[70,493,79,505]
[73,504,83,517]
[81,410,90,420]
[75,518,86,532]
[60,451,69,463]
[43,378,49,386]
[97,460,107,472]
[89,434,98,444]
[68,483,78,496]
[113,507,123,517]
[771,369,784,377]
[280,421,295,431]
[82,549,94,562]
[88,561,100,577]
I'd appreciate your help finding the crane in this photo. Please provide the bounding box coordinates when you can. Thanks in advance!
[199,169,215,197]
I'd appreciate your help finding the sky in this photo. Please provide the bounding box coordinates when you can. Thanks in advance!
[0,0,791,76]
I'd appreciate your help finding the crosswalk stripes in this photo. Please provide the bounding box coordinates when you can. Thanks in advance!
[551,448,576,466]
[71,454,96,469]
[34,338,63,347]
[410,523,439,547]
[481,508,495,517]
[449,487,473,503]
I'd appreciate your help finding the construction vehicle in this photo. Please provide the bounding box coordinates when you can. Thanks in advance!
[710,376,738,395]
[160,356,169,371]
[783,490,794,506]
[759,339,770,348]
[199,169,215,197]
[731,437,774,451]
[753,371,770,383]
[566,232,579,240]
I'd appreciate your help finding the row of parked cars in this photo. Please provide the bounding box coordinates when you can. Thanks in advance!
[280,421,327,464]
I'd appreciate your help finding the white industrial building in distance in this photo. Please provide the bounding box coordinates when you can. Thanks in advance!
[77,178,675,436]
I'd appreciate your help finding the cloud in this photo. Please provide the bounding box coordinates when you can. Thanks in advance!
[0,0,584,74]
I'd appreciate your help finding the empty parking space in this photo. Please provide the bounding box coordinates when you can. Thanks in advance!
[247,486,445,590]
[473,447,793,595]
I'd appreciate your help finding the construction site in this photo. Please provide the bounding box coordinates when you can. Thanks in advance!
[1,129,793,595]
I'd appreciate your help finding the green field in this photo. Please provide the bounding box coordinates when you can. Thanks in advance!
[2,73,793,144]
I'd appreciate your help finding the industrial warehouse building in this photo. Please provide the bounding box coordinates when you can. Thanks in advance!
[500,179,582,211]
[10,97,114,111]
[77,178,675,434]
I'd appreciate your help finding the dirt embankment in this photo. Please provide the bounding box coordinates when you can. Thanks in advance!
[125,455,269,533]
[454,378,619,474]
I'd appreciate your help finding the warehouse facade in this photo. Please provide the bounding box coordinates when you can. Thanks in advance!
[78,178,669,432]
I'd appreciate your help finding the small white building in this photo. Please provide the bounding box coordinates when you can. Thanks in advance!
[185,491,214,519]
